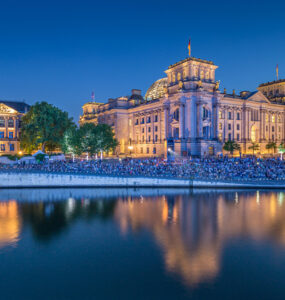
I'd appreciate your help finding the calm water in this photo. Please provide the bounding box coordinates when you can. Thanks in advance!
[1,188,285,299]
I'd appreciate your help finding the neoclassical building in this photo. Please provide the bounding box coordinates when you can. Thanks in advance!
[0,101,30,155]
[80,55,285,157]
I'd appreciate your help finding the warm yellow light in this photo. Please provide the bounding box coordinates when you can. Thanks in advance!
[18,151,23,155]
[128,146,133,150]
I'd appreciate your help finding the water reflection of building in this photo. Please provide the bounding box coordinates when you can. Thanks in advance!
[114,191,285,286]
[0,201,21,248]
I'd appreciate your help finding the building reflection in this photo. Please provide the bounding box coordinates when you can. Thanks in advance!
[1,190,285,287]
[0,201,21,249]
[114,191,285,286]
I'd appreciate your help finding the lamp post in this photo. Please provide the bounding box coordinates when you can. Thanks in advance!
[128,145,133,157]
[278,144,285,160]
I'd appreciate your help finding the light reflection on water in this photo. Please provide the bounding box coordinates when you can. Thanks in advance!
[0,201,20,249]
[0,188,285,299]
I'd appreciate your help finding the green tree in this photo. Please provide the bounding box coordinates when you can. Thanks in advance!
[61,127,83,156]
[93,124,118,154]
[21,102,74,153]
[79,123,99,156]
[223,140,241,155]
[248,142,260,155]
[265,142,277,154]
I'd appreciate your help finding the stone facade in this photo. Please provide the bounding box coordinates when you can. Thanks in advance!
[0,101,30,155]
[80,56,285,157]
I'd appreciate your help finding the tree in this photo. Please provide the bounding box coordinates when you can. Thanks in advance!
[79,123,99,156]
[223,140,241,155]
[265,142,277,154]
[93,124,118,154]
[248,142,259,155]
[21,102,74,153]
[61,127,83,156]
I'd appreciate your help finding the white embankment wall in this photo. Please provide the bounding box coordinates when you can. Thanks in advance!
[0,172,284,188]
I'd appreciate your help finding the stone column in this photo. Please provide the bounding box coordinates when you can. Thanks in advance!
[233,108,235,141]
[5,117,8,138]
[164,107,169,139]
[197,102,203,138]
[179,104,184,139]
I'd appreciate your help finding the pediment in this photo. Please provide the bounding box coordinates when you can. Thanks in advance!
[246,91,270,104]
[0,103,18,114]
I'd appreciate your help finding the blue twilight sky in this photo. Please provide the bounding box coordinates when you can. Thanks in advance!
[0,0,284,122]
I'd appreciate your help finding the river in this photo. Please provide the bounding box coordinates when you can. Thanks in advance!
[0,188,285,299]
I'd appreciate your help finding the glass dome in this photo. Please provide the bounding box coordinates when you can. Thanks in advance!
[145,78,168,100]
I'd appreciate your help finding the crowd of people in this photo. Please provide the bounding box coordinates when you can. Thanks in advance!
[0,156,284,181]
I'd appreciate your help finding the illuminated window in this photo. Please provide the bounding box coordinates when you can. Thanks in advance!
[251,125,258,142]
[200,70,204,80]
[218,111,222,119]
[272,115,275,122]
[218,133,222,141]
[219,123,222,130]
[172,73,176,82]
[177,73,181,81]
[0,118,5,128]
[8,118,14,128]
[265,114,269,122]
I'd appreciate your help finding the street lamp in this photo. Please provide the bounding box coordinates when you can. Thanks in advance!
[128,145,133,156]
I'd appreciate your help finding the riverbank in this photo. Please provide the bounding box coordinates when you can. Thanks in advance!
[0,172,284,189]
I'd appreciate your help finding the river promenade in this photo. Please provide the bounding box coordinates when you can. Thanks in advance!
[0,171,284,188]
[0,157,284,188]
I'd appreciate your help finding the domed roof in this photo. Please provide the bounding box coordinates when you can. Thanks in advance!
[145,78,168,100]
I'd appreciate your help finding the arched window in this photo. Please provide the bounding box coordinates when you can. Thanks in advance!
[0,117,5,128]
[8,118,14,128]
[173,108,179,121]
[203,107,209,119]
